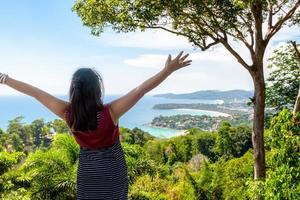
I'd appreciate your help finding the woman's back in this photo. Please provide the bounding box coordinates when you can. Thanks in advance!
[66,103,128,199]
[65,103,120,149]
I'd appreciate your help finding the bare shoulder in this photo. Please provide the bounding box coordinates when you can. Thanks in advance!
[61,102,71,122]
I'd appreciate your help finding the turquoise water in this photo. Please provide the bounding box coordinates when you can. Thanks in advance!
[0,95,222,138]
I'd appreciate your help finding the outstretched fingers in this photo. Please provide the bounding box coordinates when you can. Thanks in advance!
[182,60,192,67]
[175,51,184,60]
[180,53,190,62]
[167,54,172,63]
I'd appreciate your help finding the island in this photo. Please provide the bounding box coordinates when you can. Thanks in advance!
[149,113,251,131]
[149,100,253,131]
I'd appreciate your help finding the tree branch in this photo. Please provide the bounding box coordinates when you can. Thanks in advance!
[237,13,255,48]
[229,26,255,56]
[251,1,264,54]
[273,0,289,15]
[291,41,300,115]
[265,0,300,42]
[219,38,251,71]
[144,25,219,50]
[291,41,300,63]
[267,0,273,29]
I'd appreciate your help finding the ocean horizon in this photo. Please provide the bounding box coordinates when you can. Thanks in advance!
[0,94,224,138]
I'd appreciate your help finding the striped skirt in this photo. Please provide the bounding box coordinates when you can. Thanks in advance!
[77,139,128,200]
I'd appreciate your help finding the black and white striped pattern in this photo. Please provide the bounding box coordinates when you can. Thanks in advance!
[77,138,128,200]
[0,73,8,84]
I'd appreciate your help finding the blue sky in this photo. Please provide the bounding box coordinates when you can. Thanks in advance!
[0,0,299,96]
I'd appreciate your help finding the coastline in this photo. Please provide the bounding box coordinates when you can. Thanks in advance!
[145,124,189,137]
[172,108,231,117]
[174,129,189,137]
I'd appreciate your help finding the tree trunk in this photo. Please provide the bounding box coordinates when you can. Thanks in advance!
[251,66,266,180]
[293,89,300,114]
[291,41,300,114]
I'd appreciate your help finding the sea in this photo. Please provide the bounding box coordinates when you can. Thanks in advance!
[0,95,225,138]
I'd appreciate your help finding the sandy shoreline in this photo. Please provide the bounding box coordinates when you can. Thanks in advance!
[145,123,189,137]
[173,108,231,117]
[174,129,189,137]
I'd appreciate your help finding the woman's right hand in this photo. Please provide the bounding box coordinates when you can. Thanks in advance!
[164,51,192,74]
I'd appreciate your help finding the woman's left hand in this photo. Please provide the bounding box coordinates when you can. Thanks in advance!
[164,51,192,74]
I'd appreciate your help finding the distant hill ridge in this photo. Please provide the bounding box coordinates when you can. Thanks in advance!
[153,90,253,101]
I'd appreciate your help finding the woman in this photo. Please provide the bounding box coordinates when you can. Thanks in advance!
[0,51,192,199]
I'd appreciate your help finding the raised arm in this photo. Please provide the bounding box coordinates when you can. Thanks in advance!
[108,51,192,126]
[0,73,69,120]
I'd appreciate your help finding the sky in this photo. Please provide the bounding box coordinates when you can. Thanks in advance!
[0,0,299,96]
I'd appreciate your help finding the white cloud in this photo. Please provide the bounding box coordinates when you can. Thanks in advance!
[101,29,192,50]
[123,44,254,94]
[123,46,242,69]
[124,54,167,69]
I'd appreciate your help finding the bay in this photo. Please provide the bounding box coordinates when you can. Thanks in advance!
[0,94,223,138]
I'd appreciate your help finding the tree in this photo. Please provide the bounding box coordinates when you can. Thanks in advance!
[11,133,24,152]
[72,0,300,180]
[7,116,28,146]
[30,119,46,148]
[192,131,217,162]
[291,41,300,114]
[2,134,79,199]
[51,119,69,134]
[261,109,300,199]
[0,151,25,175]
[266,44,300,111]
[214,122,235,160]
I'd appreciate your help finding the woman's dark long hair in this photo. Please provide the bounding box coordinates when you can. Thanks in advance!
[68,68,104,131]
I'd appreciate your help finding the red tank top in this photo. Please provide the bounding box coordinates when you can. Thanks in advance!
[65,103,120,148]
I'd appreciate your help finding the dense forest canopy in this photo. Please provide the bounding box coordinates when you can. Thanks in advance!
[0,104,299,199]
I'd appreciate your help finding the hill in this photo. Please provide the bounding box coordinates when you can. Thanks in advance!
[153,89,253,102]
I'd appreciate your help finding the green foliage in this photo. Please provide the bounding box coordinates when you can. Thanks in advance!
[50,133,80,165]
[187,150,253,200]
[0,114,298,199]
[1,134,78,199]
[5,117,27,152]
[266,44,300,111]
[129,175,169,200]
[214,122,252,160]
[6,116,25,136]
[120,127,155,146]
[122,143,159,184]
[144,139,168,164]
[72,0,299,53]
[260,109,300,199]
[191,131,217,162]
[72,0,243,45]
[1,188,30,200]
[0,117,60,152]
[220,151,253,199]
[0,152,25,175]
[30,119,46,148]
[214,122,234,159]
[52,119,69,133]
